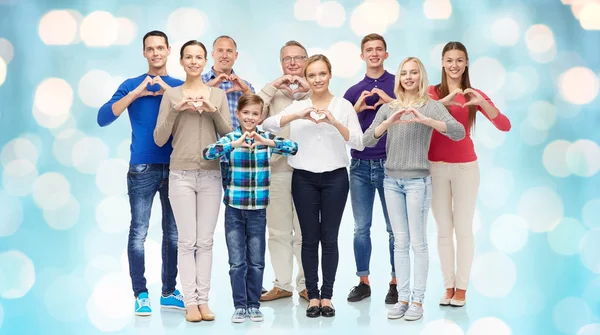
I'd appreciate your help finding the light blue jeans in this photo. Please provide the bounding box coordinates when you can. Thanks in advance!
[383,175,432,304]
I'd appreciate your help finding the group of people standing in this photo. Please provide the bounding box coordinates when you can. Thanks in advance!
[97,30,511,324]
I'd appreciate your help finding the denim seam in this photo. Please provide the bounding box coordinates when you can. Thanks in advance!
[420,178,429,245]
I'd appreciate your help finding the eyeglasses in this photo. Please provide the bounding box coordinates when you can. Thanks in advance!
[281,56,307,64]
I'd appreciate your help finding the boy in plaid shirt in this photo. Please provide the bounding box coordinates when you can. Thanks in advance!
[203,94,298,323]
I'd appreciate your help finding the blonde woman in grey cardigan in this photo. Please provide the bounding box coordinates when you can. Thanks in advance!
[363,57,465,321]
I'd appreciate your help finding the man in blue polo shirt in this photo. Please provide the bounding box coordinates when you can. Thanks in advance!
[97,30,185,316]
[343,33,398,305]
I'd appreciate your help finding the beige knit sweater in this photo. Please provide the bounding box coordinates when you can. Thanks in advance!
[154,86,233,171]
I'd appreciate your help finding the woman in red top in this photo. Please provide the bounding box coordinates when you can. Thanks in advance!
[428,41,511,307]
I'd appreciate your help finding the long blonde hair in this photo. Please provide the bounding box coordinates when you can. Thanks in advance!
[390,57,430,109]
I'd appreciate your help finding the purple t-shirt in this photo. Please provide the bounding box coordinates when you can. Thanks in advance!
[343,70,396,160]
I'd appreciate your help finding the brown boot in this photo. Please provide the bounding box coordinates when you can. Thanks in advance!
[260,287,293,301]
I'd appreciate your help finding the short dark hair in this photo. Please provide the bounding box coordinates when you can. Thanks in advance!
[213,35,237,49]
[179,40,208,59]
[360,33,387,52]
[142,30,169,49]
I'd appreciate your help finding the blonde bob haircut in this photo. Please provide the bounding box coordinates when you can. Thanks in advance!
[390,57,430,109]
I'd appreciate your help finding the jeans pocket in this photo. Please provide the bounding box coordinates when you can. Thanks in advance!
[457,161,478,171]
[349,159,360,170]
[169,170,186,180]
[207,170,222,180]
[128,164,149,175]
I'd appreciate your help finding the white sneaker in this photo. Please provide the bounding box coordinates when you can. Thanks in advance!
[387,302,409,319]
[404,303,424,321]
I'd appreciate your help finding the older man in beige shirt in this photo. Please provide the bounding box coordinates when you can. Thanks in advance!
[258,41,311,302]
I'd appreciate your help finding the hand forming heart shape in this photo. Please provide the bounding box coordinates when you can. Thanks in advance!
[188,101,203,108]
[184,97,205,114]
[310,110,327,121]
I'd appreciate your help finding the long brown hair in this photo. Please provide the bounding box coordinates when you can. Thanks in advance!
[435,41,477,129]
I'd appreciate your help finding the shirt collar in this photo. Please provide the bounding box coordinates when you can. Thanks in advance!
[209,67,236,79]
[362,70,392,83]
[234,126,262,134]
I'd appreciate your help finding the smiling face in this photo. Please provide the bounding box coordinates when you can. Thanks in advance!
[235,103,262,132]
[399,60,421,93]
[179,44,207,77]
[305,60,331,94]
[442,49,468,81]
[280,45,307,76]
[143,36,170,70]
[361,39,388,69]
[211,37,238,73]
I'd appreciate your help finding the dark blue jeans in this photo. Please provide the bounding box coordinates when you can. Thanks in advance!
[349,158,395,278]
[291,168,349,300]
[127,163,178,297]
[225,205,267,309]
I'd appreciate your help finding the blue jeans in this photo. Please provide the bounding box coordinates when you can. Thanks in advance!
[225,205,267,309]
[349,158,395,278]
[383,175,432,304]
[127,163,178,297]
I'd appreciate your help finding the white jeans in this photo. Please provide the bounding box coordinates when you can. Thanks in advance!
[266,171,305,292]
[430,161,480,290]
[168,169,222,306]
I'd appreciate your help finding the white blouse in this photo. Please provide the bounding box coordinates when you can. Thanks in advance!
[262,96,364,173]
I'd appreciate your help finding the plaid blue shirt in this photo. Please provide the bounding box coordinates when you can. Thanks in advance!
[202,127,298,210]
[201,67,255,130]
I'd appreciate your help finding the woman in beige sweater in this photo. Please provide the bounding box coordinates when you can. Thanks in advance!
[154,40,233,322]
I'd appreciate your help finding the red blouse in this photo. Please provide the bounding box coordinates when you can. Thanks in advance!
[427,85,511,163]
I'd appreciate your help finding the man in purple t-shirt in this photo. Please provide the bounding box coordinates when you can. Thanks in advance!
[343,33,397,304]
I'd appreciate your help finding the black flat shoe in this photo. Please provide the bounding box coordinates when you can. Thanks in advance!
[306,305,321,318]
[321,305,335,317]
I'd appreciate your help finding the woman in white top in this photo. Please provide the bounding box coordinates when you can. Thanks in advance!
[262,54,364,318]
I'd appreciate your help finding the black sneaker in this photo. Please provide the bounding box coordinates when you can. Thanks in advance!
[385,284,398,304]
[347,282,371,302]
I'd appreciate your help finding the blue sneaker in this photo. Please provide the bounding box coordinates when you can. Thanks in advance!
[247,307,264,322]
[231,308,247,323]
[135,292,152,316]
[160,290,185,310]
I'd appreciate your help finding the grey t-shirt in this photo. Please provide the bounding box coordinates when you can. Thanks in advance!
[363,100,465,178]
